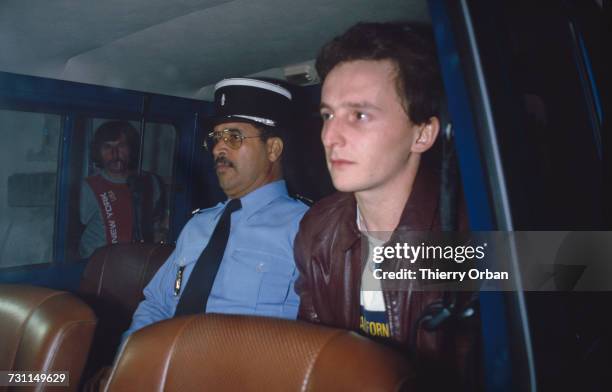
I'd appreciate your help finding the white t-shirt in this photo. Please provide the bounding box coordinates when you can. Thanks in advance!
[358,207,391,338]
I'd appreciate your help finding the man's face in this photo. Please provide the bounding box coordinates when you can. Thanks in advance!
[320,59,427,194]
[211,122,276,199]
[100,133,130,178]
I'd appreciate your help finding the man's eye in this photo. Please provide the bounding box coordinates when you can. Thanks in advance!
[320,112,333,121]
[355,112,369,121]
[229,134,242,142]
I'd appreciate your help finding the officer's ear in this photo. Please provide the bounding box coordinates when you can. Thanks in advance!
[266,137,283,163]
[411,116,440,153]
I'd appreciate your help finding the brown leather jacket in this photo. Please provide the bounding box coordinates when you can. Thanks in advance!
[294,156,478,386]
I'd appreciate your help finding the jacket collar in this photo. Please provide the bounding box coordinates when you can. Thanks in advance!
[335,193,361,252]
[333,155,441,251]
[396,153,441,232]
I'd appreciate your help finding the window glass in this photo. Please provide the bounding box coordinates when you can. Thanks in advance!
[471,0,603,229]
[142,122,176,241]
[0,110,61,268]
[466,2,609,391]
[68,118,176,260]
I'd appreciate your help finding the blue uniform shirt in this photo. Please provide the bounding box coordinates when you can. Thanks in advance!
[123,180,308,340]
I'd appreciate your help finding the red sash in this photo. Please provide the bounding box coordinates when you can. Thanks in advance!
[86,175,134,245]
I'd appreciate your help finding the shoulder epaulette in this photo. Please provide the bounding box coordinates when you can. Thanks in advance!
[293,194,313,206]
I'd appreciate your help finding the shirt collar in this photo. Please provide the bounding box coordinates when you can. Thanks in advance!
[98,169,128,184]
[219,180,288,220]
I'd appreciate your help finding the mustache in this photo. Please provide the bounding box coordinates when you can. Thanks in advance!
[215,155,234,168]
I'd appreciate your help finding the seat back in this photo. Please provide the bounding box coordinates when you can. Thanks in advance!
[78,243,173,371]
[0,284,96,391]
[106,314,415,391]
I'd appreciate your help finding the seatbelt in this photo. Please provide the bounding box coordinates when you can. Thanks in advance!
[127,174,154,242]
[411,122,474,341]
[127,175,143,242]
[440,122,458,231]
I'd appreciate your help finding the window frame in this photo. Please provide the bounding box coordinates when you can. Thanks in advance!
[0,71,208,289]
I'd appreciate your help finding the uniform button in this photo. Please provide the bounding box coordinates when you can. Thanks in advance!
[256,262,265,272]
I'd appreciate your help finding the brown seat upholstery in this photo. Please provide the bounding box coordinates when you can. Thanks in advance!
[78,243,174,374]
[0,284,96,392]
[106,314,415,391]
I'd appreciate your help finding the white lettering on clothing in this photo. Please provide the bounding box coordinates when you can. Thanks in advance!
[100,192,118,243]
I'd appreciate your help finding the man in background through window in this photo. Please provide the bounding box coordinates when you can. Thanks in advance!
[79,121,166,258]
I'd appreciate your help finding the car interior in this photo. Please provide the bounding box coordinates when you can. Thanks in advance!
[0,0,608,391]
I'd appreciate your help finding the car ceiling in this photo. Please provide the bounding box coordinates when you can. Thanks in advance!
[0,0,430,100]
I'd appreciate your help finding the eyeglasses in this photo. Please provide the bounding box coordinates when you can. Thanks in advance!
[203,128,261,150]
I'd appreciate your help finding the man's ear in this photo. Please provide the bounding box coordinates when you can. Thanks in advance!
[266,137,284,162]
[411,117,440,153]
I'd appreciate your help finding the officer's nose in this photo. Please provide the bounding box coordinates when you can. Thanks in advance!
[212,136,228,158]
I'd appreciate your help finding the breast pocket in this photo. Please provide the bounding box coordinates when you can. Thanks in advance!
[228,248,295,308]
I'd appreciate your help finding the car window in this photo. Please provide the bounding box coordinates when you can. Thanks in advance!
[0,109,61,268]
[64,118,177,260]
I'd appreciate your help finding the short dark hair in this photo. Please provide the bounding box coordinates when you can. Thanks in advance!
[258,125,285,144]
[91,121,140,169]
[315,22,443,125]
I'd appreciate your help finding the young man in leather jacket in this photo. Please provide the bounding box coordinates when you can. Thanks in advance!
[294,22,478,389]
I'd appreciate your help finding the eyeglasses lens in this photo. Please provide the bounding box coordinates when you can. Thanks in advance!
[205,129,243,150]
